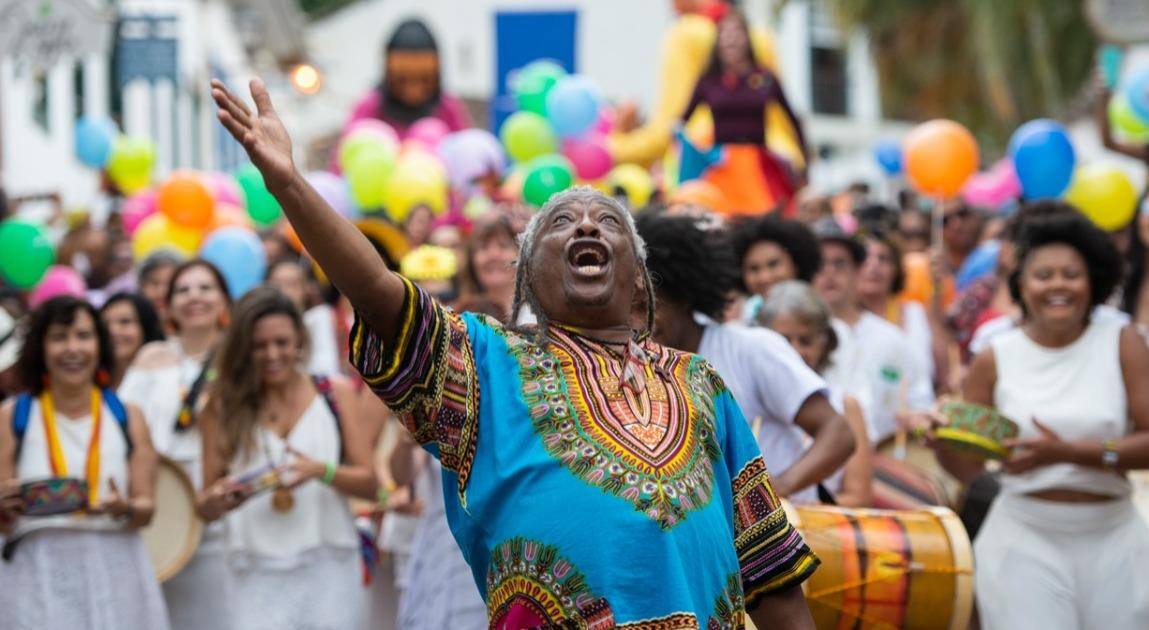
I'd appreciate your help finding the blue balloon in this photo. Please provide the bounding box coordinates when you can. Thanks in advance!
[74,117,118,168]
[545,76,602,138]
[1125,69,1149,125]
[956,239,1000,292]
[872,139,902,175]
[199,227,267,298]
[1007,119,1075,199]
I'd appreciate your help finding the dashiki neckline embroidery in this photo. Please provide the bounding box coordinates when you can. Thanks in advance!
[487,537,615,630]
[498,324,723,530]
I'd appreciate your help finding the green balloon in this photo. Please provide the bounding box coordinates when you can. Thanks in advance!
[0,219,55,289]
[500,112,558,163]
[513,60,567,115]
[1110,94,1149,143]
[522,155,575,207]
[236,164,282,227]
[345,145,397,210]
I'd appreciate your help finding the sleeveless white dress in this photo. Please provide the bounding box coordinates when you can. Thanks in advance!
[119,340,233,630]
[224,395,364,630]
[0,397,170,630]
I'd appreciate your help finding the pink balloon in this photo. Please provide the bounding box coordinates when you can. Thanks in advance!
[203,172,243,207]
[961,159,1021,208]
[121,189,158,236]
[344,119,399,146]
[30,265,87,308]
[563,136,613,180]
[407,118,451,150]
[594,107,616,135]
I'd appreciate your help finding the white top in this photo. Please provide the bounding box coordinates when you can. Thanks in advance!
[970,304,1129,356]
[824,311,934,444]
[15,396,130,534]
[119,340,207,489]
[304,304,343,377]
[992,319,1131,498]
[224,395,359,565]
[900,301,935,380]
[698,321,828,503]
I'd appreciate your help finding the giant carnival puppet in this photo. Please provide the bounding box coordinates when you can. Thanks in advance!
[343,18,472,139]
[610,0,807,216]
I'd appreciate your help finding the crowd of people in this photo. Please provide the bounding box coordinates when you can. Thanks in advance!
[2,2,1149,630]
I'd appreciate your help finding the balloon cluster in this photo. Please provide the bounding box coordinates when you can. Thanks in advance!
[503,59,652,208]
[1112,68,1149,144]
[74,116,157,195]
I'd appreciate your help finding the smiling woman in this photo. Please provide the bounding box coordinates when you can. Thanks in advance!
[211,77,819,628]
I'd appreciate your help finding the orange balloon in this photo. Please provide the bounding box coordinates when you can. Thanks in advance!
[899,252,956,308]
[282,221,304,254]
[903,120,979,198]
[207,203,254,233]
[158,173,215,229]
[669,180,732,214]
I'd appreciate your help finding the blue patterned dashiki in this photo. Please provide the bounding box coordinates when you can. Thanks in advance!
[350,278,819,629]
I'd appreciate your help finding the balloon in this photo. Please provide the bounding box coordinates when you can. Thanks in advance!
[343,119,399,146]
[512,60,567,115]
[872,138,903,175]
[593,107,616,135]
[407,118,451,150]
[158,173,215,229]
[955,240,1001,292]
[74,116,117,168]
[282,221,304,254]
[235,164,282,227]
[0,219,55,289]
[106,136,156,194]
[1125,69,1149,124]
[207,204,254,233]
[1008,119,1076,199]
[562,136,613,181]
[500,167,526,202]
[607,164,655,208]
[903,120,978,198]
[522,155,575,207]
[29,266,87,309]
[121,189,158,236]
[961,159,1021,209]
[1064,164,1138,231]
[339,127,399,173]
[437,129,506,189]
[668,180,731,214]
[1109,93,1149,143]
[345,145,400,210]
[305,171,358,218]
[199,227,266,298]
[132,214,201,261]
[546,76,603,138]
[398,148,449,184]
[382,157,449,222]
[500,112,558,163]
[203,172,244,208]
[1100,45,1124,90]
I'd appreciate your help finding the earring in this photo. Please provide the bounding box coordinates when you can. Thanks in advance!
[95,369,110,388]
[41,373,52,389]
[219,311,230,328]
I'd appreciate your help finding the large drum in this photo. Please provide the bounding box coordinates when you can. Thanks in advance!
[787,502,973,630]
[140,457,202,581]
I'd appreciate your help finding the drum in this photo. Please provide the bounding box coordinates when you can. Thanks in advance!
[874,439,962,510]
[787,502,973,630]
[140,457,202,581]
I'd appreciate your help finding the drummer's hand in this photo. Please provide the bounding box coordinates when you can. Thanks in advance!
[282,446,326,489]
[902,408,948,448]
[374,485,423,518]
[90,479,136,524]
[0,480,24,534]
[200,478,250,521]
[1003,418,1070,474]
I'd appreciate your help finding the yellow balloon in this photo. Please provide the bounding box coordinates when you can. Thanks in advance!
[382,157,449,223]
[132,214,202,260]
[607,164,655,209]
[1064,164,1138,231]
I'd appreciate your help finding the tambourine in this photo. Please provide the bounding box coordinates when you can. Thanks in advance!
[19,477,88,516]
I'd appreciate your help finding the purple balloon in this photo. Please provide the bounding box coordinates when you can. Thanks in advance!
[437,129,507,190]
[306,171,358,219]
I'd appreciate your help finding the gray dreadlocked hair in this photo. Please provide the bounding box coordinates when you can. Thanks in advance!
[508,186,656,345]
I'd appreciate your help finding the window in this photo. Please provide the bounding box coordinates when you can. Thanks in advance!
[810,45,847,116]
[32,70,49,132]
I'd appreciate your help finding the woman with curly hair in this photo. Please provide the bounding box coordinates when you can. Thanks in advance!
[731,214,821,322]
[934,205,1149,629]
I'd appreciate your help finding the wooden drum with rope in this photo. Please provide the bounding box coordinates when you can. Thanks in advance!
[784,501,973,630]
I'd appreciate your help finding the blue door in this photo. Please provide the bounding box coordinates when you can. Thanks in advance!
[493,10,577,133]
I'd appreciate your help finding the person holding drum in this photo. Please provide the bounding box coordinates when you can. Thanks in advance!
[0,296,168,630]
[936,206,1149,629]
[197,287,377,630]
[119,259,234,630]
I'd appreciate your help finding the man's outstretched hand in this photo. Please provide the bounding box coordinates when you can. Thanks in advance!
[210,79,297,194]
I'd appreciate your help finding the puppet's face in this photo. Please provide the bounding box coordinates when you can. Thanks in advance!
[386,51,439,107]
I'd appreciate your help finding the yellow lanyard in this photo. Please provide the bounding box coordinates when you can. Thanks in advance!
[39,388,103,506]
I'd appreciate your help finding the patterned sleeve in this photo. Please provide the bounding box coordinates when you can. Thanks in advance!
[348,277,479,491]
[715,381,819,608]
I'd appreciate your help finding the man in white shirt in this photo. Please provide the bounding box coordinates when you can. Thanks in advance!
[638,213,855,503]
[813,221,935,444]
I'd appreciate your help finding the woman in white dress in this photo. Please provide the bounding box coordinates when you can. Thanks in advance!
[197,287,377,630]
[0,296,167,630]
[118,259,233,629]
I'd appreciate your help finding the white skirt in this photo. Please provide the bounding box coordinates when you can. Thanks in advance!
[229,546,365,630]
[0,528,169,630]
[163,525,234,630]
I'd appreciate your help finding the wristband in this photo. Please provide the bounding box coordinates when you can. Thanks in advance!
[376,480,397,507]
[1101,440,1120,470]
[321,462,337,485]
